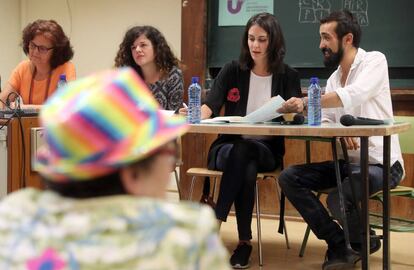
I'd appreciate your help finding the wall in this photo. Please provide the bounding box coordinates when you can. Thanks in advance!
[0,0,181,88]
[0,0,21,90]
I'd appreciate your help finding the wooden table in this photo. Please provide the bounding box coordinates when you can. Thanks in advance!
[188,122,411,270]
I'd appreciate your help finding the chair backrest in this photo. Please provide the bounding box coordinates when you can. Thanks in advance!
[394,116,414,154]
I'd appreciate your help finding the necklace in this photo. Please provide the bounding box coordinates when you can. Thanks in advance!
[29,67,52,104]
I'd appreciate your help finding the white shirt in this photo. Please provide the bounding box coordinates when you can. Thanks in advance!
[322,48,403,168]
[242,71,272,140]
[246,71,272,114]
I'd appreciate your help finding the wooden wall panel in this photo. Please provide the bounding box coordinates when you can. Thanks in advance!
[180,0,208,198]
[3,117,43,193]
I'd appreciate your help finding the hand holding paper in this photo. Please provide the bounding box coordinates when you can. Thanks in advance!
[244,95,285,122]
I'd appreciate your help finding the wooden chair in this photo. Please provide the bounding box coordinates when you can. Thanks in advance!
[369,186,414,232]
[173,137,183,200]
[186,167,290,267]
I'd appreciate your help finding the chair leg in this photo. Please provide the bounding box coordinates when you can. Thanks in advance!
[174,169,181,200]
[212,176,218,200]
[299,225,312,257]
[255,180,263,267]
[275,181,290,249]
[188,176,196,200]
[299,192,322,257]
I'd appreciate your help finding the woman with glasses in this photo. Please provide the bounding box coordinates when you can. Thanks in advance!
[114,26,183,111]
[0,19,75,109]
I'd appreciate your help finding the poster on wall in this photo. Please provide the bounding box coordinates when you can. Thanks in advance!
[218,0,274,26]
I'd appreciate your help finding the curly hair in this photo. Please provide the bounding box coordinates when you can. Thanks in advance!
[239,13,286,73]
[320,10,361,48]
[114,25,179,78]
[22,19,74,69]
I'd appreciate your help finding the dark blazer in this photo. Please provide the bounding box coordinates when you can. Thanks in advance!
[204,61,302,168]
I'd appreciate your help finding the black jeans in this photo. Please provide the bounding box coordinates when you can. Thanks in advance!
[278,160,403,248]
[213,139,279,240]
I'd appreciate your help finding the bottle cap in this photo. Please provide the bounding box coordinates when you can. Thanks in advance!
[310,77,319,84]
[191,76,199,84]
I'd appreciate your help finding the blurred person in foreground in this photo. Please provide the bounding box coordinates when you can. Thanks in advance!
[0,67,230,269]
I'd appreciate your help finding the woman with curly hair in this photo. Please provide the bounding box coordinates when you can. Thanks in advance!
[114,25,183,111]
[0,19,75,108]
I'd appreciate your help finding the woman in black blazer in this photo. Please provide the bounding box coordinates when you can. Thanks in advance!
[181,12,302,268]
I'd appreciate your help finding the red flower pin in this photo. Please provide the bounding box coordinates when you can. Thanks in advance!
[227,88,240,102]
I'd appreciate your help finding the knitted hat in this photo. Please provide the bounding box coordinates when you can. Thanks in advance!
[34,67,188,181]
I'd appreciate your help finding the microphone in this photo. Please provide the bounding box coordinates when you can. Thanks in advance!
[340,114,384,126]
[281,113,305,125]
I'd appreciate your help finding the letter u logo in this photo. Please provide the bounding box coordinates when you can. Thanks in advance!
[227,0,244,14]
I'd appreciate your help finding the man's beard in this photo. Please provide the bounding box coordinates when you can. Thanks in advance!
[321,44,344,68]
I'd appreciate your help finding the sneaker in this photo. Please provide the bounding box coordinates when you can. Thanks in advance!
[322,246,360,270]
[230,242,252,269]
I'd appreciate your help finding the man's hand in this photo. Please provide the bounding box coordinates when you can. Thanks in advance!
[342,137,359,150]
[277,97,305,113]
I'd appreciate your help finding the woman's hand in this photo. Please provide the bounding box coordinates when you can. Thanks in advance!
[178,107,188,116]
[178,104,212,119]
[277,97,306,113]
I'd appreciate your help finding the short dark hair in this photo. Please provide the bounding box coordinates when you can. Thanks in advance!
[114,25,180,78]
[239,12,286,73]
[44,153,157,199]
[22,19,74,69]
[320,10,361,48]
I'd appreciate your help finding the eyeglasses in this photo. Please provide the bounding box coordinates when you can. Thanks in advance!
[29,42,54,54]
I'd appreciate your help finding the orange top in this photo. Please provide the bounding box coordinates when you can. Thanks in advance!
[8,60,76,105]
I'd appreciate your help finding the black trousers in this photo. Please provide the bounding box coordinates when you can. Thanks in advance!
[212,139,279,240]
[278,160,403,248]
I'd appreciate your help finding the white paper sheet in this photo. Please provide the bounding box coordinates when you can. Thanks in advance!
[201,95,285,124]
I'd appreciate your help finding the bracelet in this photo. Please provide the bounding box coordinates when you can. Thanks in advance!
[301,97,307,112]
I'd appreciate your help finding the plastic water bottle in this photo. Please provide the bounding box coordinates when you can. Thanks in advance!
[307,77,321,126]
[57,74,67,90]
[188,76,201,124]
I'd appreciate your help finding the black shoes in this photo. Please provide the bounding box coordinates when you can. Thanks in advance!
[322,246,360,270]
[323,231,382,269]
[230,242,252,269]
[351,232,382,255]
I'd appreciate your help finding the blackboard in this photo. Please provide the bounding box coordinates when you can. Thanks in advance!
[207,0,414,69]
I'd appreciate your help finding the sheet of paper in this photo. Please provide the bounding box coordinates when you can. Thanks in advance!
[200,95,285,124]
[244,95,285,122]
[201,116,246,124]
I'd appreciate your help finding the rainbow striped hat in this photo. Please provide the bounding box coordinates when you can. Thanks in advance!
[34,67,188,181]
